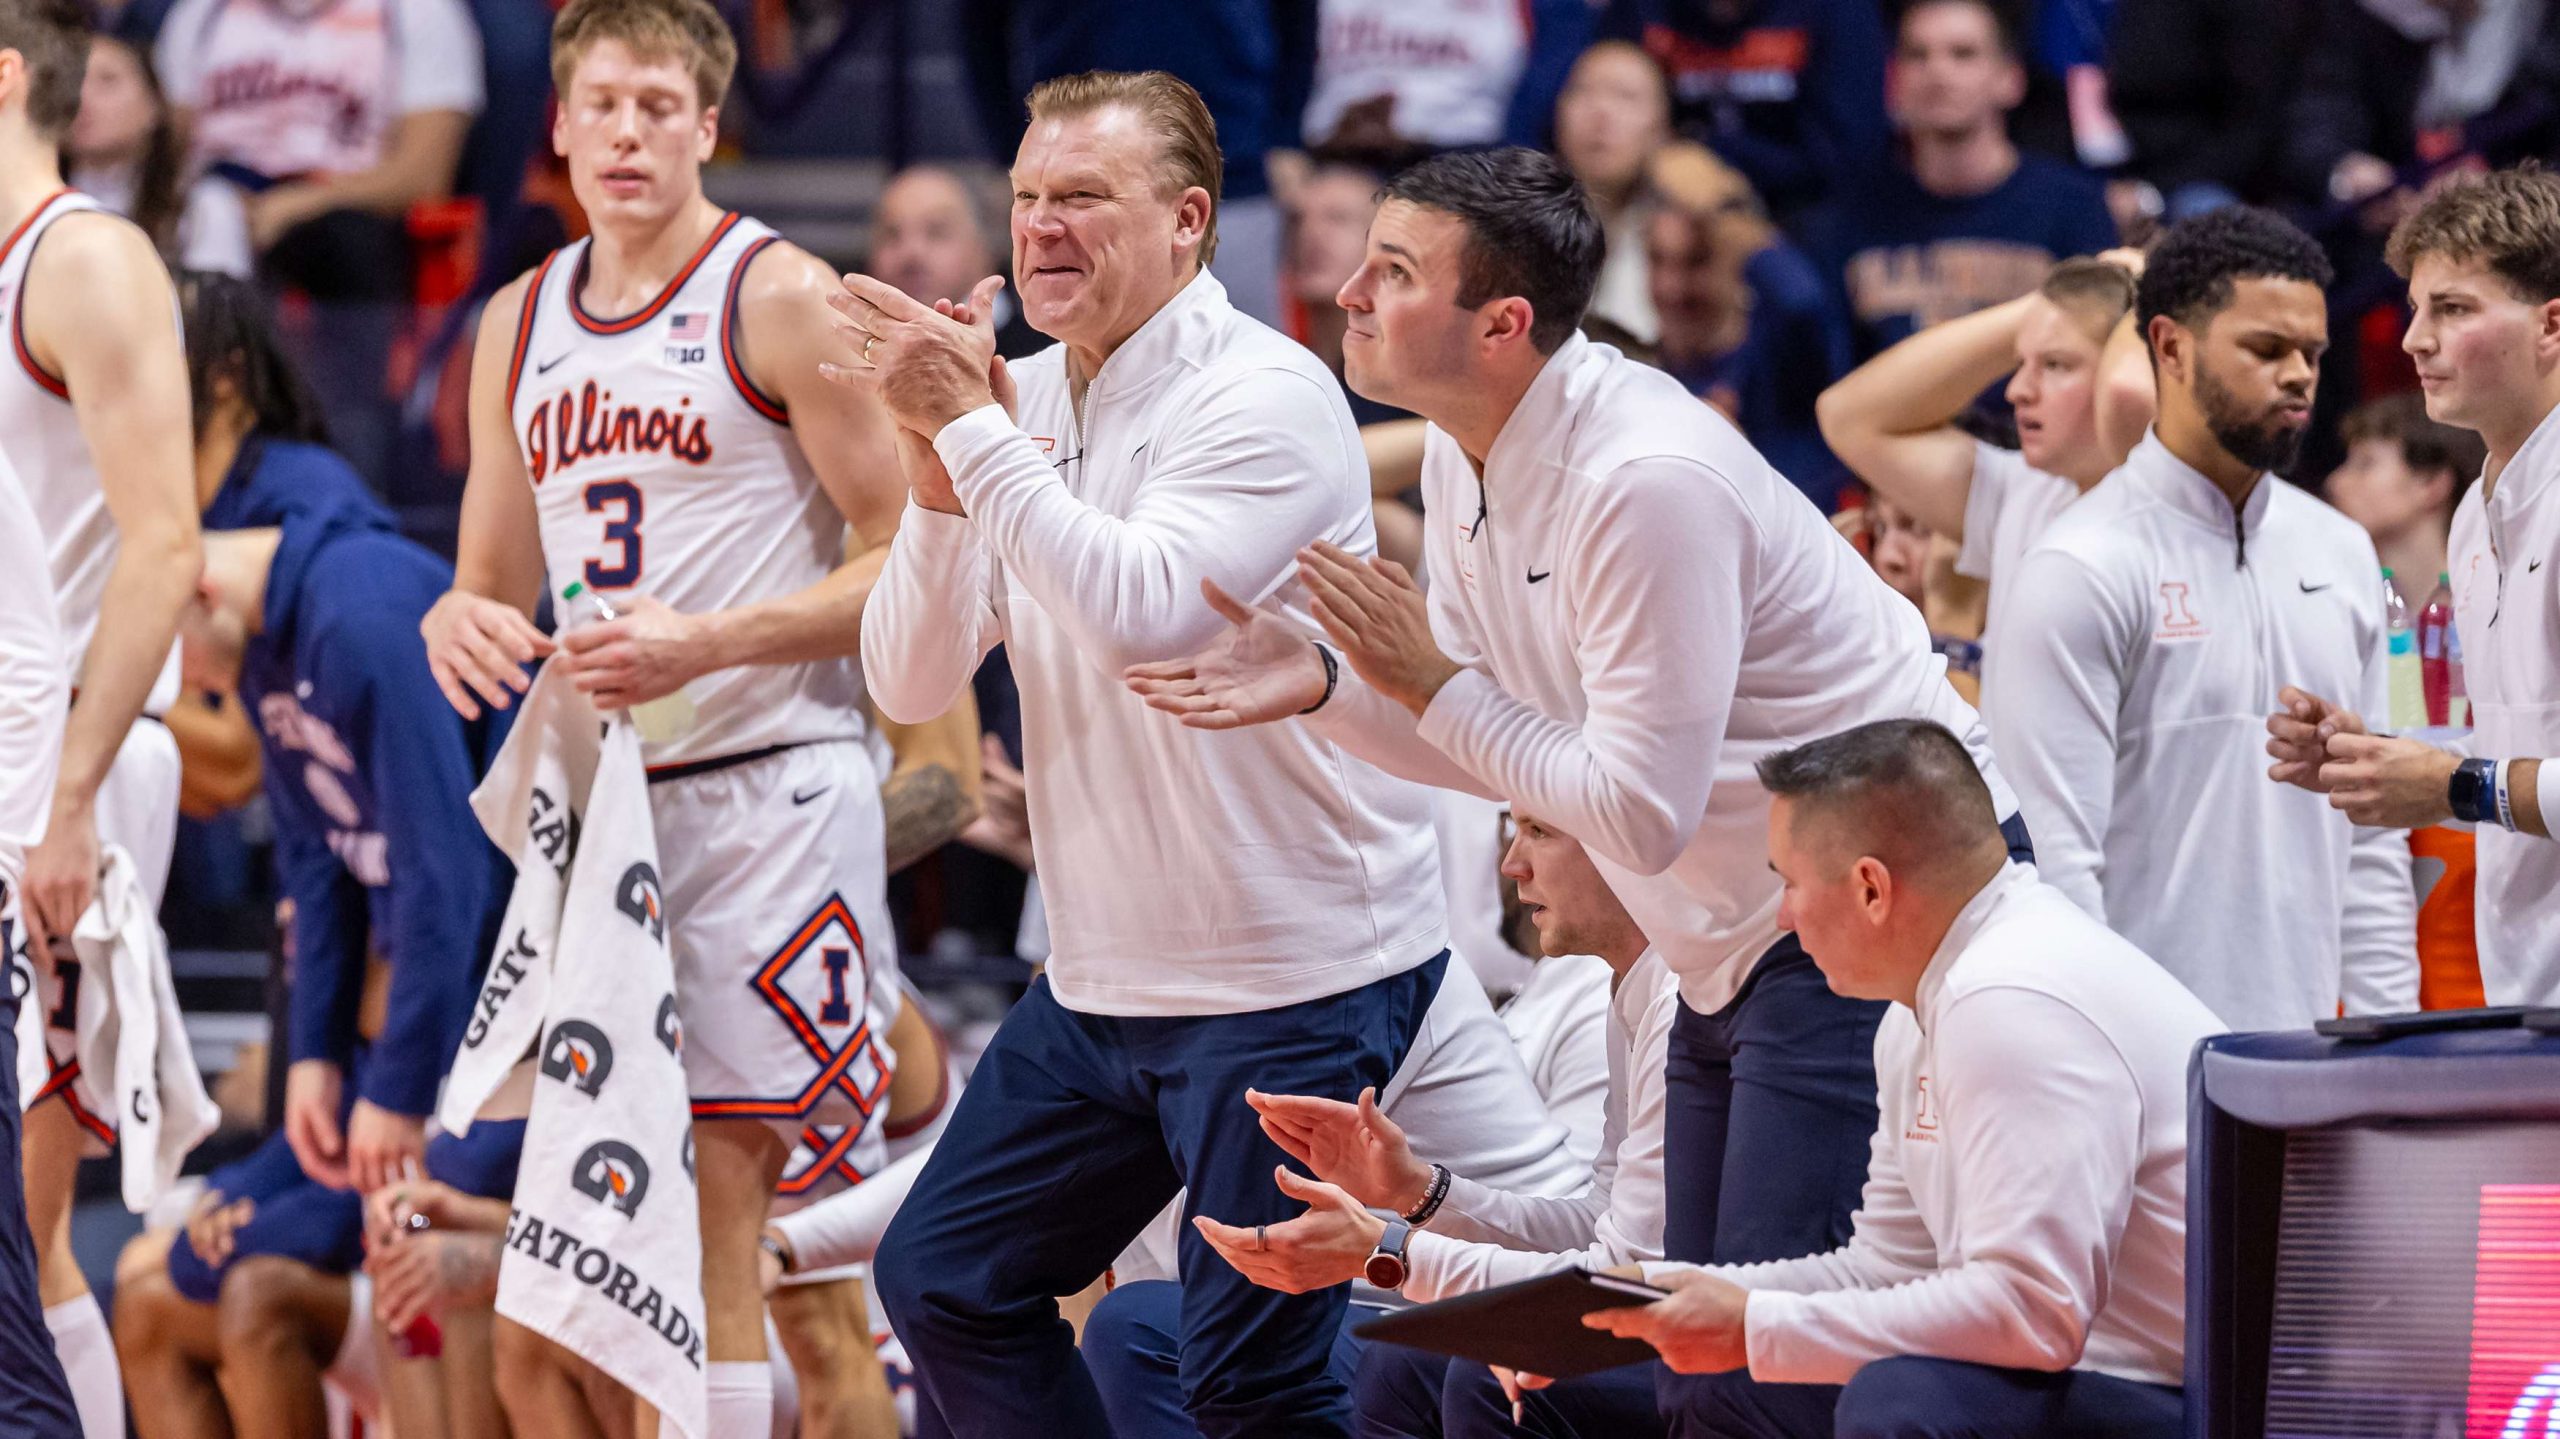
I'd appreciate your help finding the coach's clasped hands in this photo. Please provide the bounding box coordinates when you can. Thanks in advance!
[822,272,1016,517]
[2265,685,2460,826]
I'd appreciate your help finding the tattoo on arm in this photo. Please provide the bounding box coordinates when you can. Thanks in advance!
[881,764,977,875]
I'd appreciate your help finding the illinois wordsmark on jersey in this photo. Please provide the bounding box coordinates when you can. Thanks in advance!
[508,212,865,769]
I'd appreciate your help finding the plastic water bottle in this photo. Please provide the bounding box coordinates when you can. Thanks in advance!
[2446,591,2470,728]
[2419,572,2455,726]
[2382,568,2424,730]
[561,581,698,744]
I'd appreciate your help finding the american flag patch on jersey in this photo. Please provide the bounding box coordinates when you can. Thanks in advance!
[667,312,709,341]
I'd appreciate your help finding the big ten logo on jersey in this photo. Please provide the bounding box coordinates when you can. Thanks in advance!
[523,381,713,485]
[751,893,891,1116]
[257,688,388,884]
[664,310,710,367]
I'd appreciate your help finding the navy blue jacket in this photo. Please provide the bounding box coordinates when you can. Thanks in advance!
[1669,242,1851,512]
[1604,0,1891,219]
[211,439,510,1116]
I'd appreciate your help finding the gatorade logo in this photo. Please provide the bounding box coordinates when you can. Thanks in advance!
[616,862,665,943]
[571,1139,652,1217]
[656,994,683,1056]
[540,1019,616,1097]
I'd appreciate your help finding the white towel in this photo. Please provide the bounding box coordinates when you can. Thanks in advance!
[12,845,218,1211]
[447,667,705,1439]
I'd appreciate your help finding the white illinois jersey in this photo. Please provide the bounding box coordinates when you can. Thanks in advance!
[0,191,113,681]
[0,443,65,884]
[508,212,864,769]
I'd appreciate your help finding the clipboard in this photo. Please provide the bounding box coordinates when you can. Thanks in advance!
[1351,1267,1668,1378]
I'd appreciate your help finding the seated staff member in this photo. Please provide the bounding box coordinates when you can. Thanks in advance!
[1174,807,1677,1439]
[1577,719,2222,1439]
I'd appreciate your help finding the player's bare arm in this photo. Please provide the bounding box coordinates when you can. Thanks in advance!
[17,212,198,947]
[1816,293,2040,538]
[874,690,984,874]
[555,242,907,711]
[421,274,556,720]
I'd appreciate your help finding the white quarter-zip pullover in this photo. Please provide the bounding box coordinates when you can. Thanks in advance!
[862,270,1445,1015]
[1986,433,2417,1029]
[1305,334,2015,1012]
[1404,948,1679,1303]
[1649,863,2224,1387]
[2449,400,2560,1005]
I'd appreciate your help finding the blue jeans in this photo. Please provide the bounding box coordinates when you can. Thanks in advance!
[1660,1357,2182,1439]
[0,912,77,1436]
[877,959,1446,1439]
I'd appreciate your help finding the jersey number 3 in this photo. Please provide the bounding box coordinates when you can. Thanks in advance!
[584,480,644,588]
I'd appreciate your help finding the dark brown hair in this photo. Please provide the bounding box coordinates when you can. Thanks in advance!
[0,0,88,140]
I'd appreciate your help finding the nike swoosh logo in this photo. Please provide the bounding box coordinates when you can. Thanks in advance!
[2533,559,2545,573]
[790,786,829,806]
[536,353,571,375]
[2298,580,2332,593]
[1527,570,1552,584]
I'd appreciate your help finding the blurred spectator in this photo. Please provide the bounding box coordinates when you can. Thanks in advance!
[870,164,1046,359]
[2282,0,2560,225]
[1646,143,1849,507]
[2035,0,2132,171]
[2106,0,2314,220]
[1848,496,1990,704]
[1810,0,2116,359]
[154,0,484,299]
[2326,390,2485,613]
[959,0,1307,324]
[66,34,250,274]
[1300,0,1526,164]
[1284,157,1410,424]
[1555,39,1672,344]
[1607,0,1890,221]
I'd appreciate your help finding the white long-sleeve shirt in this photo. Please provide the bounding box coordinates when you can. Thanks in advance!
[1986,433,2417,1029]
[1958,440,2085,702]
[1403,948,1679,1303]
[1649,863,2224,1387]
[1305,334,2015,1012]
[1496,952,1613,1170]
[861,270,1445,1015]
[2449,401,2560,1005]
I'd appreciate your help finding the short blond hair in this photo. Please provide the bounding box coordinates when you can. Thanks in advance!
[551,0,738,114]
[2386,165,2560,302]
[1024,70,1223,266]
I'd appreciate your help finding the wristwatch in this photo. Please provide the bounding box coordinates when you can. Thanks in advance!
[2449,756,2498,825]
[1364,1218,1413,1291]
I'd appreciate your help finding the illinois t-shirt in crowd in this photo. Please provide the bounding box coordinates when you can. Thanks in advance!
[155,0,485,183]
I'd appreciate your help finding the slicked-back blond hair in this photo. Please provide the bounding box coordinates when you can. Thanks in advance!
[1024,70,1223,267]
[2387,165,2560,302]
[552,0,738,114]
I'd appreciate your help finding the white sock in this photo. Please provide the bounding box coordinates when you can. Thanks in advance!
[708,1359,775,1439]
[44,1293,124,1439]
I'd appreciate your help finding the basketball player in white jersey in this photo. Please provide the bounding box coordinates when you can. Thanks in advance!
[419,1,907,1431]
[0,6,201,1435]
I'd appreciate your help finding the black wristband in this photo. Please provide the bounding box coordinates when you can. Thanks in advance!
[1403,1162,1452,1228]
[1298,642,1341,715]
